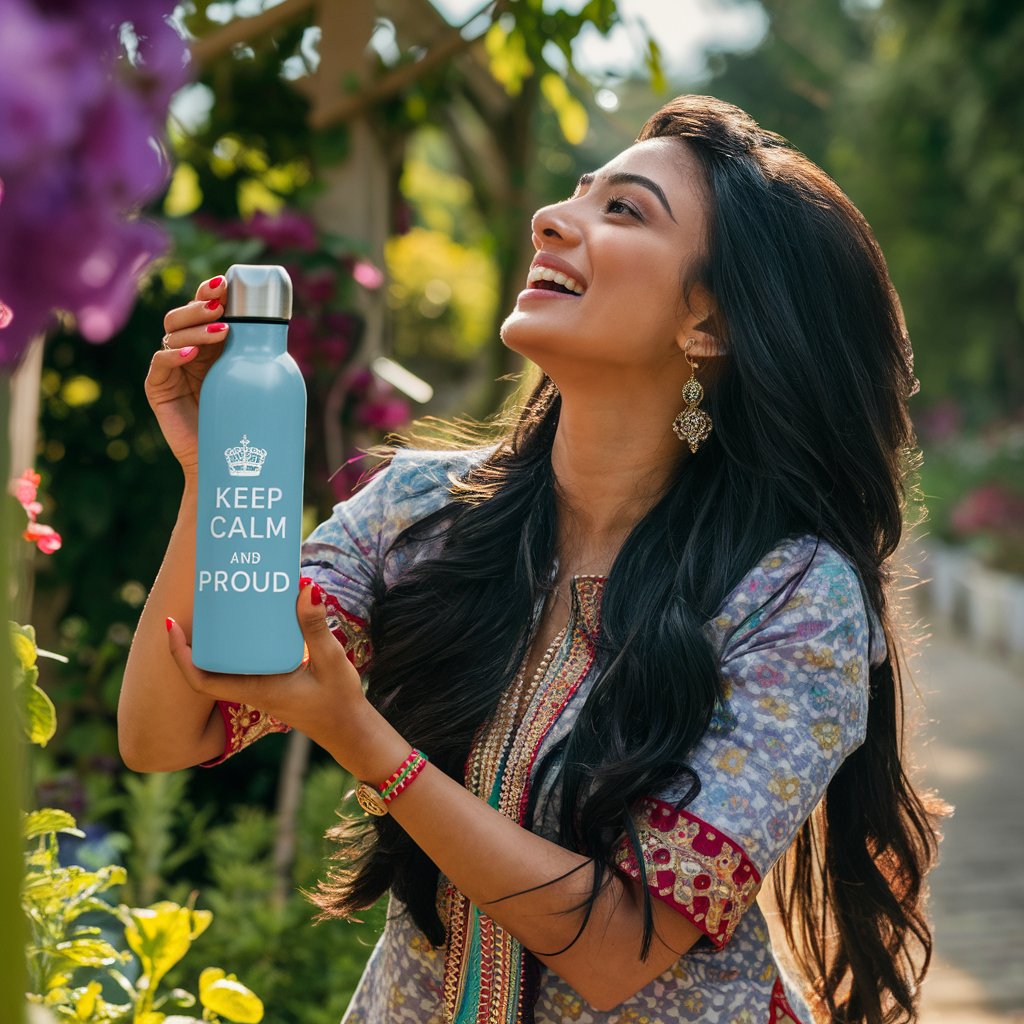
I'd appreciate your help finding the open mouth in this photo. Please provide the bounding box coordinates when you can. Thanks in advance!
[527,266,586,296]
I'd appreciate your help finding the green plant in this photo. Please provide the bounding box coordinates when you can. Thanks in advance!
[16,621,265,1024]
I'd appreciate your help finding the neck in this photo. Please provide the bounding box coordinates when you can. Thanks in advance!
[549,385,689,570]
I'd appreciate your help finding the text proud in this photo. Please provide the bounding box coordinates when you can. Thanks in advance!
[198,485,289,593]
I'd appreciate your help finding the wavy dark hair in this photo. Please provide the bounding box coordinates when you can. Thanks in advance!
[311,95,947,1024]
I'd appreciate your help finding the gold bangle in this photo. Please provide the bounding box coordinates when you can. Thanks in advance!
[355,782,388,816]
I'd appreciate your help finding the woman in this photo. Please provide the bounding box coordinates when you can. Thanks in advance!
[120,95,944,1023]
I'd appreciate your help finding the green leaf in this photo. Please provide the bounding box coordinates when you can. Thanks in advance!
[73,980,103,1020]
[540,74,588,145]
[199,969,264,1024]
[644,34,667,95]
[15,677,57,746]
[485,24,533,97]
[53,937,122,967]
[124,903,195,990]
[23,809,83,841]
[11,622,38,673]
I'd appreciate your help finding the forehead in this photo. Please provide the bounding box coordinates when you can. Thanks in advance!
[594,137,706,227]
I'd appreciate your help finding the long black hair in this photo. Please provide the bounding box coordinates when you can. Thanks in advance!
[312,95,946,1024]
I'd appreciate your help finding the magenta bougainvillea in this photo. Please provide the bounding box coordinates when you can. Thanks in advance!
[0,2,190,367]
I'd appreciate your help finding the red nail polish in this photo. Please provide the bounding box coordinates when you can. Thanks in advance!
[179,346,196,358]
[209,276,224,289]
[206,323,228,333]
[165,617,174,632]
[298,576,313,590]
[311,584,323,606]
[204,299,221,310]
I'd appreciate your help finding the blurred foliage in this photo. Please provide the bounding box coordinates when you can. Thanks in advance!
[705,0,1024,418]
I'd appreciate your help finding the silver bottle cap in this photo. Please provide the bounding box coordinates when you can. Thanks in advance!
[223,264,292,321]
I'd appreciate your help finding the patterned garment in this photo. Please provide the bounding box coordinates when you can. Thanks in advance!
[203,446,888,1024]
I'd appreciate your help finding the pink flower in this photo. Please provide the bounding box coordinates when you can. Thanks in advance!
[23,521,61,554]
[352,259,384,290]
[11,467,40,508]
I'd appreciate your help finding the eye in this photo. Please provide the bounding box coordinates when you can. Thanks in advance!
[603,195,642,220]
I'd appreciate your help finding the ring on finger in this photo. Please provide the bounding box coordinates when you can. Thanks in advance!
[162,334,172,350]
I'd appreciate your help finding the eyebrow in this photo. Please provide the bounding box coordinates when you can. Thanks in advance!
[577,171,676,221]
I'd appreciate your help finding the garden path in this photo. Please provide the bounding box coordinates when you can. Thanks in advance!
[910,555,1024,1023]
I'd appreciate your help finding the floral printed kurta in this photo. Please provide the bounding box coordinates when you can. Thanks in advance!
[203,447,888,1024]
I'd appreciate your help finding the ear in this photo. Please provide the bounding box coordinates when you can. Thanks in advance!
[674,327,725,360]
[676,286,725,359]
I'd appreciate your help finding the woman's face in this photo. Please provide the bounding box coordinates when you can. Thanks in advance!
[500,138,712,381]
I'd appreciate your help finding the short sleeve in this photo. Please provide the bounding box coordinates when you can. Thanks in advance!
[201,446,490,766]
[610,537,879,949]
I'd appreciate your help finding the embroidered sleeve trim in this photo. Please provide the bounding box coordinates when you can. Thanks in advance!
[200,596,372,768]
[769,976,805,1022]
[322,592,373,671]
[610,796,762,949]
[199,700,291,767]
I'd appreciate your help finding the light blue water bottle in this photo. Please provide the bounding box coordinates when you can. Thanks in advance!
[192,264,306,674]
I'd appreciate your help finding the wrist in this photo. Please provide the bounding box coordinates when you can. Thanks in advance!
[331,701,413,787]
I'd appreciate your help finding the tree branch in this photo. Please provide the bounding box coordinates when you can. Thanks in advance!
[189,0,317,71]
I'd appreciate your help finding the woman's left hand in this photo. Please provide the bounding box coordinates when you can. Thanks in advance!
[166,578,373,767]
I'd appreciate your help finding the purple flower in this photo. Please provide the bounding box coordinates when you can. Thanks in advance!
[0,1,189,367]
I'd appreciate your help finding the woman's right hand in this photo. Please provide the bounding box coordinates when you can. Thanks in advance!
[145,275,230,481]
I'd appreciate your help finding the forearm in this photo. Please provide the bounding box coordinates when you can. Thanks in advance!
[335,706,682,1011]
[118,480,223,771]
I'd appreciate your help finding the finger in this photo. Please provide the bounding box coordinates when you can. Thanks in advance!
[162,299,228,342]
[161,319,230,352]
[165,615,266,705]
[296,579,337,651]
[195,274,227,303]
[145,345,202,390]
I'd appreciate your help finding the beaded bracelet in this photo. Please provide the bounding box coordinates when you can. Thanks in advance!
[355,748,429,816]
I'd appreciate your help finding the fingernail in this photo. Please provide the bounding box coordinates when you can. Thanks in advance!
[209,276,224,289]
[311,584,323,606]
[179,346,196,358]
[165,617,174,632]
[298,576,313,591]
[204,299,222,310]
[206,323,228,333]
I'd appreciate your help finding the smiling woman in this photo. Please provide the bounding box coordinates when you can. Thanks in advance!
[122,95,944,1024]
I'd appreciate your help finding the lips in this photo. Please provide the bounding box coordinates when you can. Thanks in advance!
[527,255,586,296]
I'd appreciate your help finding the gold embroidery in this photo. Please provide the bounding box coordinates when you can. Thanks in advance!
[442,575,605,1024]
[324,598,372,670]
[612,799,761,947]
[225,703,289,756]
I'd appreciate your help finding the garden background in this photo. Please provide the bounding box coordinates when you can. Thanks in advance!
[3,1,1022,1022]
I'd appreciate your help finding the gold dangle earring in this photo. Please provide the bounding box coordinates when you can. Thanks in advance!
[672,338,713,454]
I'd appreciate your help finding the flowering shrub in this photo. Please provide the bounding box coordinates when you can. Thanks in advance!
[11,469,62,555]
[0,2,190,366]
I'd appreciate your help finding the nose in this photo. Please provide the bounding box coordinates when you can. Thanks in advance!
[530,199,581,249]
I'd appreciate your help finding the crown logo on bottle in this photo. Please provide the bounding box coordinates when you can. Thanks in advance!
[224,435,267,477]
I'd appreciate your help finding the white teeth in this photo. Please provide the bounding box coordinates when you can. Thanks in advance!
[528,266,585,294]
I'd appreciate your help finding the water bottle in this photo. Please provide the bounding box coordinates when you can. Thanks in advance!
[192,264,307,674]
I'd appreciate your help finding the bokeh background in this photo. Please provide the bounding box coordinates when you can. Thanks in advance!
[4,1,1022,1021]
